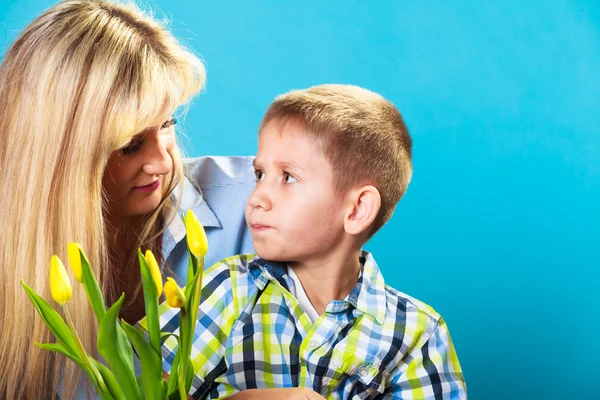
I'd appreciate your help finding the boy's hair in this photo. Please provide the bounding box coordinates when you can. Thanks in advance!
[259,84,412,236]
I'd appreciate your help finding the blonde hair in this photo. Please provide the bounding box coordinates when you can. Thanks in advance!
[260,84,412,236]
[0,1,205,398]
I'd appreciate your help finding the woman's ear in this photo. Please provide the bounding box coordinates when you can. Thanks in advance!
[344,185,381,236]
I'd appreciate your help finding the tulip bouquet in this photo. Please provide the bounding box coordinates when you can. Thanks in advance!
[21,210,207,400]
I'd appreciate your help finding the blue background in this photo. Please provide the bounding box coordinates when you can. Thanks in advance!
[2,1,599,399]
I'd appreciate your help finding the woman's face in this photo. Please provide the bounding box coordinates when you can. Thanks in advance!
[102,118,177,220]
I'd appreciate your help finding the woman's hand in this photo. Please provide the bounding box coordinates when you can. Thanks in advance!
[226,388,327,400]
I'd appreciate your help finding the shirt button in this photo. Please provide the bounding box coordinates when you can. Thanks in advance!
[309,339,319,349]
[285,298,294,308]
[359,368,369,378]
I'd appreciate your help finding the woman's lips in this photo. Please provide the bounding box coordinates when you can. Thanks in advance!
[134,180,160,193]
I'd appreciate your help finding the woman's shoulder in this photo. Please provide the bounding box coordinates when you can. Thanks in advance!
[183,155,255,187]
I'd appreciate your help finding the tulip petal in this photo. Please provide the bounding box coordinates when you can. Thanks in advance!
[144,250,163,297]
[67,243,83,282]
[185,210,208,257]
[164,278,186,308]
[50,255,72,305]
[138,249,161,357]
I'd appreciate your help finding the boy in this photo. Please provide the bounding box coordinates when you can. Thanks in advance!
[161,84,467,399]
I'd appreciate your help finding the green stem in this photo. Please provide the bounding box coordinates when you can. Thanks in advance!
[178,308,187,400]
[63,305,108,393]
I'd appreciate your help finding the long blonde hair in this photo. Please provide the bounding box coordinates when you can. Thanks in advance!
[0,1,205,398]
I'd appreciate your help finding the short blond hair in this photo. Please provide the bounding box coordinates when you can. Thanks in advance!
[260,84,412,236]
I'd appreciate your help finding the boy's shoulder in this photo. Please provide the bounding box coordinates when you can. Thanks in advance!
[362,251,443,340]
[383,284,442,327]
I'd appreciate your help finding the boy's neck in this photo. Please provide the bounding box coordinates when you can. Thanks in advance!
[288,243,362,316]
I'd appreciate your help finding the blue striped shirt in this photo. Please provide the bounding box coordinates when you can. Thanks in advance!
[163,155,256,283]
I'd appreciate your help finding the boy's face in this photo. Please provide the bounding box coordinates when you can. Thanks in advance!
[246,120,346,262]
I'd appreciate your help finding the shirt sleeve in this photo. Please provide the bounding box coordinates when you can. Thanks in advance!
[385,318,467,399]
[160,259,238,398]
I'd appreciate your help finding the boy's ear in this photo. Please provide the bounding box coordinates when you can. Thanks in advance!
[344,185,381,236]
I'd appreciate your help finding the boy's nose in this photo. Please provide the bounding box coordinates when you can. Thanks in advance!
[247,186,272,211]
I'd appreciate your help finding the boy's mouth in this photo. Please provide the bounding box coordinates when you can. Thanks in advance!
[250,224,272,233]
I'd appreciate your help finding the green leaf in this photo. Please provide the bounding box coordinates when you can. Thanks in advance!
[35,342,106,394]
[178,309,191,398]
[98,392,117,400]
[184,356,194,394]
[92,359,127,400]
[121,320,164,400]
[180,255,204,395]
[79,250,106,322]
[21,281,79,358]
[166,342,181,397]
[35,342,79,361]
[160,331,179,345]
[167,352,193,400]
[185,252,197,298]
[138,249,161,357]
[97,293,140,400]
[187,257,204,331]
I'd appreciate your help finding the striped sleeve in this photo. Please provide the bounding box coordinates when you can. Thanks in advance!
[386,318,467,399]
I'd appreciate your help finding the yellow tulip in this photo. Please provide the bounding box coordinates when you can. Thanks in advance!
[185,210,208,257]
[50,255,72,305]
[164,277,186,308]
[144,250,163,297]
[67,242,83,282]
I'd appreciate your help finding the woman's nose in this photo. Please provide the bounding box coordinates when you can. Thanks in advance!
[142,132,173,176]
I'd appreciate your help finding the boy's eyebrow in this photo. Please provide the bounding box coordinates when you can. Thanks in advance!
[252,159,304,171]
[275,160,304,171]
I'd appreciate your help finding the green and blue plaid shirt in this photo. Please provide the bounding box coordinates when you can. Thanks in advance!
[160,251,466,399]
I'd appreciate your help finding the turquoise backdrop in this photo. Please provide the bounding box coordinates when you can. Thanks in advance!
[2,1,599,399]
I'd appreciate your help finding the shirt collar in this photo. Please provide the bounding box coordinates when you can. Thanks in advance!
[345,250,387,325]
[163,175,222,257]
[248,258,289,292]
[247,250,388,325]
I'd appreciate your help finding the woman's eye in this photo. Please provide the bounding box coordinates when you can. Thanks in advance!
[121,140,143,155]
[283,173,297,184]
[255,170,265,182]
[161,118,177,129]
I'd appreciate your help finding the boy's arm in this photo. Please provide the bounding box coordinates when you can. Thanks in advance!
[385,318,467,399]
[161,260,238,398]
[225,388,326,400]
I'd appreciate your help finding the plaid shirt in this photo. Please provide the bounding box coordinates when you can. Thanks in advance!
[160,251,467,399]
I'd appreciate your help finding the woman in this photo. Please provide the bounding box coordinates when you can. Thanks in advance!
[0,1,254,398]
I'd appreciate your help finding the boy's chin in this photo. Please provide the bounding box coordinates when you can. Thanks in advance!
[255,246,293,263]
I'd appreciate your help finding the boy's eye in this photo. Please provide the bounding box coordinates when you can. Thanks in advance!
[121,139,143,155]
[161,118,177,129]
[283,173,297,184]
[255,170,265,182]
